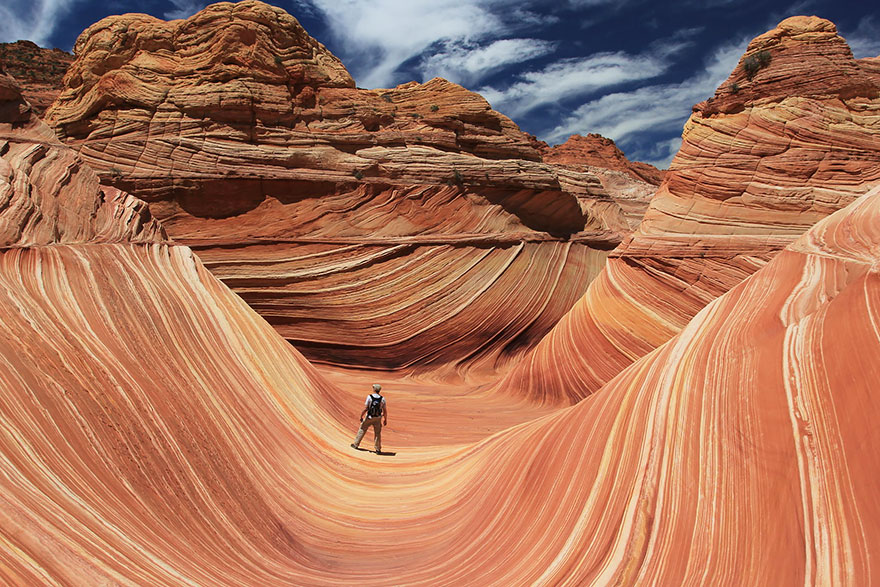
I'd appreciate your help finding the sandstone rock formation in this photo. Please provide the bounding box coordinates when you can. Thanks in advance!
[502,15,880,404]
[2,8,880,584]
[543,133,665,185]
[542,133,663,229]
[0,41,74,115]
[45,0,630,378]
[2,103,879,581]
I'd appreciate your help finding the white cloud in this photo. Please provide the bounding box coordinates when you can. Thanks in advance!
[843,16,880,59]
[543,38,749,167]
[478,51,668,118]
[302,0,505,88]
[0,0,78,47]
[164,0,209,20]
[420,38,555,86]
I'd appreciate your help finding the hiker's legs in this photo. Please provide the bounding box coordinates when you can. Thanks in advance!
[352,418,371,447]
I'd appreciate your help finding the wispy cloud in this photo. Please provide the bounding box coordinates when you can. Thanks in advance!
[164,0,209,20]
[478,51,669,118]
[544,38,749,166]
[844,16,880,59]
[0,0,78,46]
[300,0,507,88]
[420,38,556,87]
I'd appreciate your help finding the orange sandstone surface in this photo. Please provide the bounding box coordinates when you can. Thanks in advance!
[502,15,880,404]
[45,0,631,380]
[4,67,880,578]
[1,8,879,585]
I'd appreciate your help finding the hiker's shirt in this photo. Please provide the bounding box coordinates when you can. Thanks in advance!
[364,393,385,419]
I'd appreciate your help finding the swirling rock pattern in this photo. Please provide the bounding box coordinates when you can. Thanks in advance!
[503,16,880,403]
[45,0,630,377]
[1,173,878,584]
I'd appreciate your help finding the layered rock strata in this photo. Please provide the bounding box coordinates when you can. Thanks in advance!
[503,15,880,403]
[3,130,879,582]
[46,0,628,377]
[0,69,163,246]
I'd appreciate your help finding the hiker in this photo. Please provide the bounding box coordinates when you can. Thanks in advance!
[351,384,387,453]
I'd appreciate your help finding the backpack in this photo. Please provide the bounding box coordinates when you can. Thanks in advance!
[367,394,383,418]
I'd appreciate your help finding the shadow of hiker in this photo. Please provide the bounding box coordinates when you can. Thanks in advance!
[350,445,397,456]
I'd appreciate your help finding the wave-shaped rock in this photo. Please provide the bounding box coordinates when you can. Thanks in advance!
[2,152,878,583]
[45,0,629,377]
[502,15,880,403]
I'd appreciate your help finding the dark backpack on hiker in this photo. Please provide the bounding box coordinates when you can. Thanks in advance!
[367,394,383,418]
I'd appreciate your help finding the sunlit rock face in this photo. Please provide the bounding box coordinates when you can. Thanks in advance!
[45,0,630,378]
[2,127,879,582]
[501,16,880,404]
[0,70,164,246]
[0,72,347,585]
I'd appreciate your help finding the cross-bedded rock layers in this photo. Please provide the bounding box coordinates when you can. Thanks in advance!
[46,0,632,379]
[502,15,880,403]
[3,10,880,585]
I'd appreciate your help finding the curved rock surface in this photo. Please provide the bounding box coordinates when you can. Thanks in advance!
[46,0,627,378]
[503,15,880,403]
[1,156,878,584]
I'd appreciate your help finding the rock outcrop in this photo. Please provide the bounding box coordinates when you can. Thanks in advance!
[502,15,880,403]
[543,133,665,185]
[542,133,663,229]
[0,41,74,115]
[45,0,628,378]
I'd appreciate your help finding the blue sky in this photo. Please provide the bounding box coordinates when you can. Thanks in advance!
[1,0,878,167]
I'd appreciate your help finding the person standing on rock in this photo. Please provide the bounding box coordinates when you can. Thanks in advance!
[351,384,387,453]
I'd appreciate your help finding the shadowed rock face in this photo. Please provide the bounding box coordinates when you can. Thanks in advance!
[45,0,632,378]
[502,15,880,404]
[0,41,74,115]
